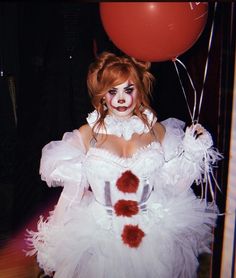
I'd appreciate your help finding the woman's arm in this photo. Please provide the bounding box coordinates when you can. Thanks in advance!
[160,119,222,198]
[39,130,90,222]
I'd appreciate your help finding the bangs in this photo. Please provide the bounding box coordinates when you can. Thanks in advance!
[99,64,137,92]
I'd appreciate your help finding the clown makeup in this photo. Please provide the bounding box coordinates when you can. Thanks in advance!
[105,80,138,120]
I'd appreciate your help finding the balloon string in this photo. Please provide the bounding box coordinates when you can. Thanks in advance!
[197,2,218,122]
[173,2,218,123]
[173,59,196,123]
[175,58,197,122]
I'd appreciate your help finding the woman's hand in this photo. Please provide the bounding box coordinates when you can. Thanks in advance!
[189,123,205,140]
[184,123,213,152]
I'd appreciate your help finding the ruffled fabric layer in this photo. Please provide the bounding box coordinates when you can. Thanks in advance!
[161,118,223,199]
[86,109,157,140]
[26,117,222,278]
[26,188,218,278]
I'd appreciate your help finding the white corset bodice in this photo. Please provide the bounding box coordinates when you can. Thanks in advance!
[84,142,164,206]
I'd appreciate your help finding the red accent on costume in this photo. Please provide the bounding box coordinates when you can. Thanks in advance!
[114,200,139,217]
[116,170,139,193]
[121,224,145,248]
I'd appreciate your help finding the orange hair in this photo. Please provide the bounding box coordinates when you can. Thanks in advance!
[87,52,156,135]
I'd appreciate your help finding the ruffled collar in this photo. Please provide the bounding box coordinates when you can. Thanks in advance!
[86,109,157,140]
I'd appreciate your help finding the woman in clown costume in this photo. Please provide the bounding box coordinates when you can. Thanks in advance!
[27,52,221,278]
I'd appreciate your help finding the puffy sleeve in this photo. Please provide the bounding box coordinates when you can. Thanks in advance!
[39,130,88,220]
[160,118,222,199]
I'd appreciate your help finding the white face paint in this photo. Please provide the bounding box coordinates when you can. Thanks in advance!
[105,80,137,120]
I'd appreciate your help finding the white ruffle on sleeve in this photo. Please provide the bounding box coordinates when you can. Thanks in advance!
[161,118,185,161]
[39,130,88,218]
[160,118,222,199]
[26,130,89,259]
[40,130,86,186]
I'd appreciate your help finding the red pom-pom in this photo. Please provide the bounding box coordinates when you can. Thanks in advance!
[116,170,139,193]
[121,224,145,248]
[114,200,139,217]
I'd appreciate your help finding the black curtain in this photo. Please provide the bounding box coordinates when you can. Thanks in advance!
[12,2,118,229]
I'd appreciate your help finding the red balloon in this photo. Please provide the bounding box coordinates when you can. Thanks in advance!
[100,2,208,62]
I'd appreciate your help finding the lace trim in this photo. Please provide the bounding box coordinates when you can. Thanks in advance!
[87,141,162,163]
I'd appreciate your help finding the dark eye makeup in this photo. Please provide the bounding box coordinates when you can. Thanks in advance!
[108,89,117,95]
[108,84,135,95]
[125,87,134,94]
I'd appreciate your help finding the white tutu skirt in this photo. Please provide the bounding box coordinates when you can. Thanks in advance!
[26,189,218,278]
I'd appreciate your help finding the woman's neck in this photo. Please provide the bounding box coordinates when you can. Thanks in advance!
[87,109,157,141]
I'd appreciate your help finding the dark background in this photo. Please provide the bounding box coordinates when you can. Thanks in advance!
[0,2,235,277]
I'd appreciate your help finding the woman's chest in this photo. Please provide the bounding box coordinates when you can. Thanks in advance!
[84,142,164,181]
[94,133,157,159]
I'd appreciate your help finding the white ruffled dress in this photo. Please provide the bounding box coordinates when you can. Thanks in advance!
[26,118,221,278]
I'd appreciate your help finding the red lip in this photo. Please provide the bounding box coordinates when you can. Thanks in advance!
[116,107,128,112]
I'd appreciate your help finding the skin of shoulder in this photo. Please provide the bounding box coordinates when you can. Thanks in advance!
[152,122,166,143]
[78,124,93,151]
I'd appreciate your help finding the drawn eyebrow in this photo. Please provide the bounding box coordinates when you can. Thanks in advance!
[110,83,134,90]
[124,84,134,90]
